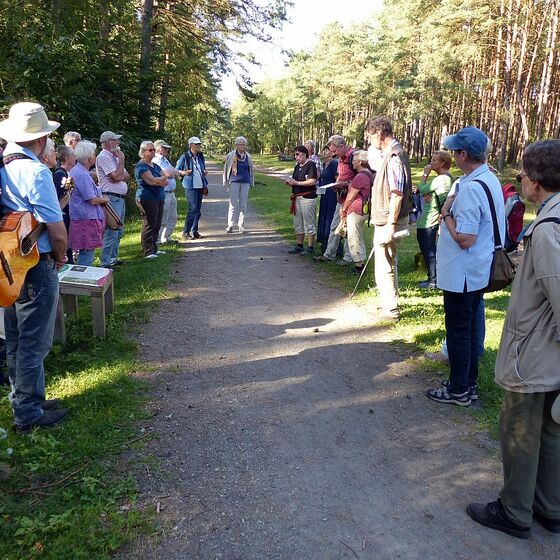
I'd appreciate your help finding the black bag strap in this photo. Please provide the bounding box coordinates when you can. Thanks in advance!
[533,217,560,229]
[0,153,32,168]
[474,179,503,250]
[432,172,453,214]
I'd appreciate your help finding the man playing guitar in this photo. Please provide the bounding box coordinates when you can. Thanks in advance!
[0,102,68,433]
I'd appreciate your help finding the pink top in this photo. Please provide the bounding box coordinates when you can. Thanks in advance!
[347,172,372,215]
[96,149,127,195]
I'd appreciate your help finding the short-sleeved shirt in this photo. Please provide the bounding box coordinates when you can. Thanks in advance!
[0,142,63,253]
[134,161,165,201]
[381,139,405,193]
[152,153,176,191]
[347,172,373,215]
[68,162,104,221]
[436,164,505,293]
[417,173,453,229]
[96,148,128,195]
[337,147,356,183]
[291,160,318,198]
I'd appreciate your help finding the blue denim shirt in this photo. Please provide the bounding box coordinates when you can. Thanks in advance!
[176,151,208,190]
[0,142,63,253]
[436,164,505,292]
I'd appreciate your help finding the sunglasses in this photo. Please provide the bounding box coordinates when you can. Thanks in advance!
[516,173,526,183]
[146,148,155,152]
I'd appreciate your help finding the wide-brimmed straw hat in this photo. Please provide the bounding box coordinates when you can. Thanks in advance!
[0,102,59,142]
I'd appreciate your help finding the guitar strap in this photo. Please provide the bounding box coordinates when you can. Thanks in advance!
[0,153,33,167]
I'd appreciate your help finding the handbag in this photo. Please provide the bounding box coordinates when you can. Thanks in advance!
[202,186,209,197]
[103,202,123,230]
[475,180,516,292]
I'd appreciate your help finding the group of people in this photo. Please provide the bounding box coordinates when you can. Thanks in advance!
[282,118,560,540]
[1,100,560,542]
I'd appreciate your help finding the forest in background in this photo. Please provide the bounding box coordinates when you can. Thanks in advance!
[0,0,286,154]
[1,1,559,169]
[231,0,560,170]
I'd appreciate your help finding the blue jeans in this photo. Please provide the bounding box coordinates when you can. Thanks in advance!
[5,259,59,426]
[444,288,485,394]
[100,195,126,266]
[442,297,485,359]
[77,249,95,266]
[417,226,438,284]
[183,188,203,235]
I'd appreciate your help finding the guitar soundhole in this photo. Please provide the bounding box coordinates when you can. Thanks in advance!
[0,251,14,285]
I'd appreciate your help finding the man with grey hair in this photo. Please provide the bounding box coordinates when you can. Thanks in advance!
[314,134,354,264]
[153,139,179,244]
[96,130,130,267]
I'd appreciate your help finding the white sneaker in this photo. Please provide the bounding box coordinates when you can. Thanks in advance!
[156,250,166,255]
[225,226,233,233]
[239,226,246,234]
[145,254,159,259]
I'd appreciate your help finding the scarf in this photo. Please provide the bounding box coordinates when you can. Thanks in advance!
[231,151,247,177]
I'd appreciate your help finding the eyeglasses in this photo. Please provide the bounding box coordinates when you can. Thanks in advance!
[145,148,155,152]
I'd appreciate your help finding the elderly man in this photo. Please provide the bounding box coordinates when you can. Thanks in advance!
[313,134,354,264]
[426,126,504,406]
[0,102,68,432]
[177,136,208,240]
[366,116,413,321]
[96,130,130,267]
[467,140,560,538]
[153,139,179,244]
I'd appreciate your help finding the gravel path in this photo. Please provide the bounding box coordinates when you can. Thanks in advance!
[123,166,559,559]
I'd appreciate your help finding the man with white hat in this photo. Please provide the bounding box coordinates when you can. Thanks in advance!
[153,139,179,244]
[96,130,130,267]
[176,136,208,240]
[0,102,68,432]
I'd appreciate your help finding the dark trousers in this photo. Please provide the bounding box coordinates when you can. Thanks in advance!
[137,199,164,257]
[417,226,438,283]
[444,288,484,394]
[500,390,560,527]
[184,188,203,234]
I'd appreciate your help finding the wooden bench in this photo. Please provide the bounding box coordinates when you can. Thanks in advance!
[54,271,114,344]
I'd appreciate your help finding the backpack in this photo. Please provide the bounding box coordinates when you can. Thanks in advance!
[502,183,526,252]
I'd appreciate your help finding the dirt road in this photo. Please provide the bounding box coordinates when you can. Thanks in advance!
[124,166,559,559]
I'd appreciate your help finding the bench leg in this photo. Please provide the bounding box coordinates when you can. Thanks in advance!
[64,294,79,316]
[91,296,107,338]
[53,296,66,344]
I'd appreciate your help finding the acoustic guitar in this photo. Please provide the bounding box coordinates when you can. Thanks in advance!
[0,177,73,307]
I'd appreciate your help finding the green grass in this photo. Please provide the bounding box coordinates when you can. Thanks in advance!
[249,162,526,436]
[0,203,188,559]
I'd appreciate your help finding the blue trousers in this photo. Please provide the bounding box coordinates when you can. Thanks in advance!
[444,288,485,394]
[100,195,126,266]
[417,226,438,284]
[5,259,59,426]
[183,188,203,235]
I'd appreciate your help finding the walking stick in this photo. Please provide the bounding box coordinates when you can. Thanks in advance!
[350,244,375,299]
[349,229,410,299]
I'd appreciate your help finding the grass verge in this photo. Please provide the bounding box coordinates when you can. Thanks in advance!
[249,158,527,437]
[0,204,187,560]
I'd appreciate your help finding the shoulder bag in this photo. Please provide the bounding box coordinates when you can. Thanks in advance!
[474,179,516,292]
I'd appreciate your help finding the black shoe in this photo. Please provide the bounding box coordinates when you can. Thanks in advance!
[181,233,194,241]
[418,280,437,289]
[42,398,60,410]
[288,246,304,255]
[442,380,479,401]
[111,259,126,266]
[16,408,68,434]
[426,386,471,407]
[467,500,531,539]
[533,510,560,533]
[193,232,203,239]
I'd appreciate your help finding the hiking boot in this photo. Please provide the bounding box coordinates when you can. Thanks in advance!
[16,408,68,434]
[42,398,60,410]
[467,500,531,539]
[313,255,333,262]
[225,226,234,233]
[426,386,471,407]
[533,510,560,533]
[302,247,314,255]
[288,246,304,255]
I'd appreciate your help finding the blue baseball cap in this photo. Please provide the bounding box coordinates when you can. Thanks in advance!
[443,126,488,158]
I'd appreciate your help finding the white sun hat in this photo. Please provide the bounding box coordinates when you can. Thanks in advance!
[0,102,60,142]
